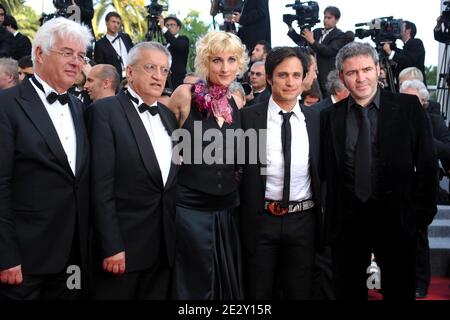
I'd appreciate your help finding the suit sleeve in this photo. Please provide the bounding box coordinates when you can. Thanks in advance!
[310,30,351,58]
[163,32,189,54]
[411,99,438,228]
[238,0,269,26]
[89,103,125,258]
[0,104,22,271]
[393,39,425,69]
[93,40,105,64]
[287,28,302,45]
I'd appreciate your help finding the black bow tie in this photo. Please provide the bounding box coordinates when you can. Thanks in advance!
[46,92,70,105]
[138,103,159,116]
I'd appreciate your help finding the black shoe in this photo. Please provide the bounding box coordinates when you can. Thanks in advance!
[415,290,427,299]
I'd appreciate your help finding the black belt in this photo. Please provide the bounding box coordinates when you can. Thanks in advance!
[264,199,314,216]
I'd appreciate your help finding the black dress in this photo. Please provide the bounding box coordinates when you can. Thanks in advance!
[171,97,244,300]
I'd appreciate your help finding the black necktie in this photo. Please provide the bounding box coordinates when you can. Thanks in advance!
[280,111,293,208]
[138,103,159,116]
[31,76,69,105]
[354,106,372,202]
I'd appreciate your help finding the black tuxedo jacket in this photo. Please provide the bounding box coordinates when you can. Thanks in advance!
[163,32,189,89]
[11,32,31,61]
[237,0,271,52]
[75,0,94,34]
[393,38,426,84]
[94,33,133,76]
[239,101,322,256]
[320,90,437,244]
[428,112,450,172]
[88,91,178,272]
[311,96,333,112]
[0,80,90,274]
[0,26,14,58]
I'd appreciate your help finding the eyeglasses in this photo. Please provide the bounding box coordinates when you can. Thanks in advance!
[49,49,88,64]
[140,63,171,77]
[250,71,264,77]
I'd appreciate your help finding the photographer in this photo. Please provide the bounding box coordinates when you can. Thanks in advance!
[158,14,189,90]
[0,4,14,58]
[383,20,426,85]
[287,6,352,97]
[232,0,271,53]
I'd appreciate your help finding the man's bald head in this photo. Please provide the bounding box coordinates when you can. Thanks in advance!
[84,64,120,101]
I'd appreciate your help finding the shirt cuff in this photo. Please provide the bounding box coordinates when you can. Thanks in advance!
[388,51,395,60]
[162,27,168,34]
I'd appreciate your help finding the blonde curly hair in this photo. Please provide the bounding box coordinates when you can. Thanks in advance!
[194,31,249,82]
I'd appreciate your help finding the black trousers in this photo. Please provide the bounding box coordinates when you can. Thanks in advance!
[332,197,416,300]
[416,229,431,293]
[92,261,170,300]
[245,208,315,300]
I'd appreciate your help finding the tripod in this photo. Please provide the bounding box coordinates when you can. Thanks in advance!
[377,42,396,93]
[146,15,164,43]
[437,42,450,120]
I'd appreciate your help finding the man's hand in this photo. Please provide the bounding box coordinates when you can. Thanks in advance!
[103,251,125,275]
[0,265,23,285]
[158,15,165,30]
[301,29,315,45]
[383,43,392,55]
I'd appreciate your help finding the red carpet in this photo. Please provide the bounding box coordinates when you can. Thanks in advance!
[368,277,450,300]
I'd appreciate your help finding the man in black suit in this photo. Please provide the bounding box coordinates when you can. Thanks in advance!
[0,4,14,58]
[89,42,178,300]
[288,6,353,97]
[233,0,271,53]
[383,20,426,86]
[321,42,437,300]
[240,47,321,299]
[157,14,189,90]
[2,15,31,61]
[94,12,133,79]
[0,17,93,300]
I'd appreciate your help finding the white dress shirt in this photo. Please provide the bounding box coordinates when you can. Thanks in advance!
[127,87,172,186]
[264,97,312,202]
[30,74,77,174]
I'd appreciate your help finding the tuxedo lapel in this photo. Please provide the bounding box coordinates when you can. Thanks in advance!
[252,104,268,190]
[118,92,164,188]
[329,102,347,171]
[158,103,178,189]
[17,80,73,176]
[68,94,88,177]
[300,105,319,170]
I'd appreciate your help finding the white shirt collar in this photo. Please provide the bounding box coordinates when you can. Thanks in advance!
[33,73,67,95]
[268,96,302,120]
[127,86,157,107]
[106,33,119,42]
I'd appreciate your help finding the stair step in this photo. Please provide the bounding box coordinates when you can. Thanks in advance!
[436,205,450,219]
[429,237,450,249]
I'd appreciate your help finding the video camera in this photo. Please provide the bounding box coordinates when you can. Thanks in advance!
[40,0,77,25]
[283,0,320,30]
[355,16,403,47]
[146,0,168,18]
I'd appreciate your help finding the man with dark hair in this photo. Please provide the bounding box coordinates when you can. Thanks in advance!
[94,12,133,78]
[233,0,271,53]
[0,4,14,58]
[383,20,426,86]
[157,14,189,90]
[287,6,353,97]
[18,55,33,82]
[251,40,271,63]
[240,46,321,299]
[321,42,436,300]
[2,15,31,61]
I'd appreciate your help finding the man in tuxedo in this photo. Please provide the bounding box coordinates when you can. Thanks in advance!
[321,42,437,300]
[0,4,14,58]
[2,15,31,61]
[157,14,189,90]
[240,47,321,299]
[89,42,178,299]
[94,12,133,79]
[233,0,271,53]
[383,20,426,86]
[246,61,270,106]
[0,17,92,300]
[288,6,352,97]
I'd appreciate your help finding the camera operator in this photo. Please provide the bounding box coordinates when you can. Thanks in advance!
[287,6,352,97]
[94,12,134,79]
[382,20,426,85]
[0,4,14,58]
[232,0,271,53]
[158,14,189,90]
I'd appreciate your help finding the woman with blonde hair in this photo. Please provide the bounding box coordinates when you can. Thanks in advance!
[169,30,248,299]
